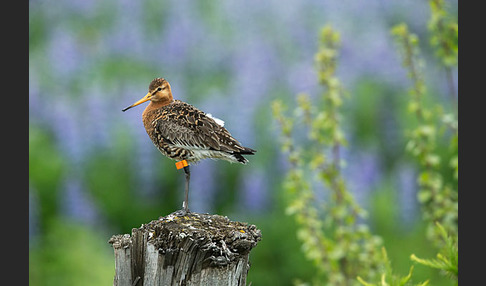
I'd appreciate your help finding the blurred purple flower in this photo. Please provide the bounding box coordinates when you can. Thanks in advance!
[223,38,278,146]
[65,0,97,14]
[59,175,101,226]
[286,62,319,95]
[188,161,217,213]
[46,98,86,165]
[133,134,159,198]
[82,84,111,150]
[396,163,419,226]
[239,168,268,212]
[47,27,82,79]
[342,148,383,208]
[105,1,145,58]
[157,0,205,67]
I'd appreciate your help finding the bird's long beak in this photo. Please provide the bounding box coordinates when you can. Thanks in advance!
[122,92,152,112]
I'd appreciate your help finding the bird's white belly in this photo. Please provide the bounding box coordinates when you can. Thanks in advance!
[155,142,240,164]
[188,148,239,164]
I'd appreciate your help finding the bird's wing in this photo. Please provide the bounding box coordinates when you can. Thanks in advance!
[152,101,247,153]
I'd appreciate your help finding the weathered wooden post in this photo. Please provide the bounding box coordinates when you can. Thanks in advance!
[109,212,262,286]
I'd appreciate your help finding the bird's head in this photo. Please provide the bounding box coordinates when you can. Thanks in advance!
[122,78,173,112]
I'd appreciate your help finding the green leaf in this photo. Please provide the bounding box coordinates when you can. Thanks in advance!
[357,276,375,286]
[417,190,432,203]
[398,265,414,285]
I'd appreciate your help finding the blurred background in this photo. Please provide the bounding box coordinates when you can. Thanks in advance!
[29,0,457,285]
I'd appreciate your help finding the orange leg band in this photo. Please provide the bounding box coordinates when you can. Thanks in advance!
[175,160,189,170]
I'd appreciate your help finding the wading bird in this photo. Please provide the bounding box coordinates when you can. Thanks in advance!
[123,78,256,214]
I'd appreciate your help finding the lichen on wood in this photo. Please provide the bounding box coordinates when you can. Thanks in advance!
[109,212,261,286]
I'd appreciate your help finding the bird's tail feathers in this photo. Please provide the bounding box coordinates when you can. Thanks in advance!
[232,146,256,164]
[239,147,256,155]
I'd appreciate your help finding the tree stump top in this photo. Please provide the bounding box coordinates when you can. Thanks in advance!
[140,212,261,266]
[109,212,262,285]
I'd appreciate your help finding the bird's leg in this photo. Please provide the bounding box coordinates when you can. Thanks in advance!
[182,165,190,213]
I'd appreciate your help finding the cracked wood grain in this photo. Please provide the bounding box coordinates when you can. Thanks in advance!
[109,212,261,286]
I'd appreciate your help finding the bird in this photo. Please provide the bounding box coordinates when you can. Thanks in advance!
[122,77,256,214]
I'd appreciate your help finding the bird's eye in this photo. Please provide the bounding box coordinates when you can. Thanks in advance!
[157,87,162,91]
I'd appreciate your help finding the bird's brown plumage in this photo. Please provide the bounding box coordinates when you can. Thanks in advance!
[143,99,255,163]
[124,78,255,164]
[122,77,256,213]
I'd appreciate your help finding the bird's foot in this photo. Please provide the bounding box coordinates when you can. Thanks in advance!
[170,208,191,217]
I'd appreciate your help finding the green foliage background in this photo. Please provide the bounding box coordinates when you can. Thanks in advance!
[29,0,457,285]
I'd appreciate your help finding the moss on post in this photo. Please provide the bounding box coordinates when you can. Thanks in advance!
[109,212,261,286]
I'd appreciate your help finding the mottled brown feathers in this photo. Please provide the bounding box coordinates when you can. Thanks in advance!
[143,100,256,164]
